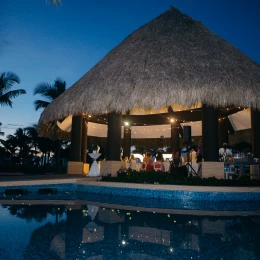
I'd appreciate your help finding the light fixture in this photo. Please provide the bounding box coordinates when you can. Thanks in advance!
[170,118,174,123]
[124,122,129,126]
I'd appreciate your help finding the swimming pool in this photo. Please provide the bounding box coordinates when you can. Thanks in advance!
[1,181,260,259]
[1,201,260,260]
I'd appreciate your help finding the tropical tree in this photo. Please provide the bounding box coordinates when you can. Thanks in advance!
[0,72,26,107]
[6,128,32,160]
[24,124,40,156]
[34,78,66,170]
[0,122,4,136]
[37,137,55,165]
[0,138,17,156]
[33,78,66,110]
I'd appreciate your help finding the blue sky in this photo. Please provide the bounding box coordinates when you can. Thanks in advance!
[1,0,260,138]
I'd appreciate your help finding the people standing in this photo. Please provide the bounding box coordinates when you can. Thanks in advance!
[219,143,232,161]
[172,150,184,167]
[190,148,197,163]
[196,141,203,163]
[129,154,136,163]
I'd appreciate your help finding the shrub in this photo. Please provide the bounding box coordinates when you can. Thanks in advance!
[101,170,260,186]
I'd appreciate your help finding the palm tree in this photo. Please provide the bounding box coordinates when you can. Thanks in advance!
[25,124,39,156]
[37,137,54,165]
[34,78,66,170]
[0,122,4,136]
[7,128,32,160]
[0,72,26,107]
[0,138,17,156]
[33,78,66,110]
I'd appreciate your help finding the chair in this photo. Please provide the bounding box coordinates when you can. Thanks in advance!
[225,166,236,180]
[251,164,259,179]
[153,162,163,172]
[131,162,139,171]
[141,162,147,171]
[141,162,154,172]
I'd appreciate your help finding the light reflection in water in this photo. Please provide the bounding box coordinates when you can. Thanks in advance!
[1,203,260,259]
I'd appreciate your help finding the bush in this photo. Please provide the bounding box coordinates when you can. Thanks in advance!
[101,170,260,186]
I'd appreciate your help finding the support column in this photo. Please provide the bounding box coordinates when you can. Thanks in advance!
[218,117,229,148]
[70,115,83,161]
[81,118,88,163]
[123,126,131,158]
[107,112,122,160]
[171,124,180,152]
[202,105,219,161]
[251,108,260,158]
[55,140,61,172]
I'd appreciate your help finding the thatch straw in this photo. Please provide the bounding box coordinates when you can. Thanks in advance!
[38,121,70,140]
[39,7,260,125]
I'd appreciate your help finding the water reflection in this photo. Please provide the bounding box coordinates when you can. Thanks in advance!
[1,203,260,259]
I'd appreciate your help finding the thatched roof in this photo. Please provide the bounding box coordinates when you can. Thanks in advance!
[39,7,260,125]
[37,121,70,140]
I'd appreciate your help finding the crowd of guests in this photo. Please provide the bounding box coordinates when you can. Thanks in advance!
[121,141,234,173]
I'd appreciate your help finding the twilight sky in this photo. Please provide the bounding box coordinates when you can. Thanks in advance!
[1,0,260,138]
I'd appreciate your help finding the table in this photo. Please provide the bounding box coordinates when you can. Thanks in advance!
[88,152,101,177]
[162,162,170,172]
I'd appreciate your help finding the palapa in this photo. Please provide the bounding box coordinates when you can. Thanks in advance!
[39,7,260,126]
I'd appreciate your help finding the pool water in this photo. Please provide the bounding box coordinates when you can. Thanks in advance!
[1,202,260,260]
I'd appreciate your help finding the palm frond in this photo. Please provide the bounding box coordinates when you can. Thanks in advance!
[33,82,52,96]
[0,89,26,107]
[33,78,66,111]
[34,100,50,111]
[0,97,12,107]
[0,71,21,92]
[54,78,66,95]
[34,82,62,101]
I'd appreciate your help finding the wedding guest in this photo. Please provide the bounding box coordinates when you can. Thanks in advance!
[172,150,184,167]
[190,148,197,163]
[143,152,154,171]
[196,140,203,163]
[129,154,136,163]
[219,143,232,161]
[156,152,164,162]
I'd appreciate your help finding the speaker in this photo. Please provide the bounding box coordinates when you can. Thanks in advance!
[183,126,191,142]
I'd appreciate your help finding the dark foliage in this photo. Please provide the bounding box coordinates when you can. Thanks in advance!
[102,170,260,186]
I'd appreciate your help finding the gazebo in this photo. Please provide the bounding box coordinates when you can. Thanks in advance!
[39,7,260,176]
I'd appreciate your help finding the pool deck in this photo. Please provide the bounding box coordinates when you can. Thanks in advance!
[0,174,260,193]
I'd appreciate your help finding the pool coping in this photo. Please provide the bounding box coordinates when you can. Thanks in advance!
[1,178,260,211]
[0,177,260,193]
